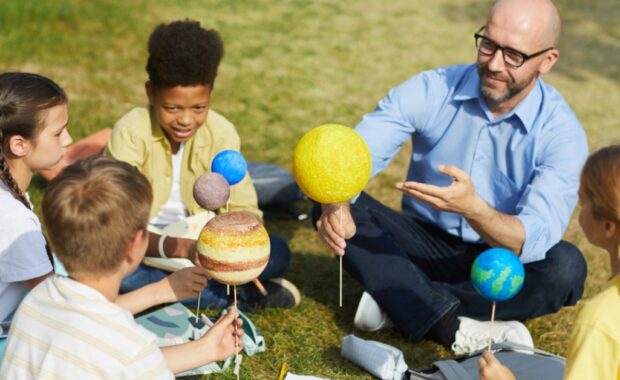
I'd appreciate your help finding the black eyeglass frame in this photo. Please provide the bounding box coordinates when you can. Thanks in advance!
[473,26,554,68]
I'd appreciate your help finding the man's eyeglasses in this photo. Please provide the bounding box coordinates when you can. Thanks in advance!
[474,26,554,68]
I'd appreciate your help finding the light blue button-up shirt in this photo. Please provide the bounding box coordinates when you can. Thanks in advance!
[355,64,588,263]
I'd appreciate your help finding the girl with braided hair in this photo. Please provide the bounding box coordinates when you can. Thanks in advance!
[0,72,72,357]
[0,72,211,364]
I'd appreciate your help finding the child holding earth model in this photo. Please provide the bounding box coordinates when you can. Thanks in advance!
[479,145,620,380]
[106,19,299,310]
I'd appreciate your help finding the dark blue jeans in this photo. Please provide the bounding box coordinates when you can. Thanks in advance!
[120,234,291,309]
[313,193,586,342]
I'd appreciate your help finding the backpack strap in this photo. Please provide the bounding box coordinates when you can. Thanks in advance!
[490,342,565,360]
[462,343,566,362]
[433,360,476,380]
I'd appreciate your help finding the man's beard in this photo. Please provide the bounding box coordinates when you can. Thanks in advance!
[477,64,537,104]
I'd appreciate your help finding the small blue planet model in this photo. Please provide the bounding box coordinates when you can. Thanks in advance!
[471,247,525,302]
[211,150,247,185]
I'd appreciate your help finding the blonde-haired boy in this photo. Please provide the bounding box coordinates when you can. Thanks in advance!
[0,156,242,378]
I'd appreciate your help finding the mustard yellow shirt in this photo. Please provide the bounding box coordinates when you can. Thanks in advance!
[564,275,620,380]
[106,106,262,220]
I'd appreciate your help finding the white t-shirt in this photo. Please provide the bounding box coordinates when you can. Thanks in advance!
[0,182,52,332]
[0,276,174,379]
[149,143,188,227]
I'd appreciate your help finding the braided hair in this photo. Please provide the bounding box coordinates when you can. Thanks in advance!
[0,72,67,209]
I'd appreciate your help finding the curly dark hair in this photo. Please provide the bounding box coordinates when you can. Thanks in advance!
[146,19,224,89]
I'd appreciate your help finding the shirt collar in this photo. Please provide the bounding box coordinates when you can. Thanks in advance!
[452,65,480,101]
[452,65,543,132]
[510,79,542,132]
[149,106,166,141]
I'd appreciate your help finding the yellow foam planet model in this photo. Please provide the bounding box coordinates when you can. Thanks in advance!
[292,124,371,204]
[196,212,270,285]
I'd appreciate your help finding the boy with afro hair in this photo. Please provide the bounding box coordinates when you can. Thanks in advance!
[106,20,300,310]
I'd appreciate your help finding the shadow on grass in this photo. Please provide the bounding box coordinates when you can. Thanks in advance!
[271,224,453,372]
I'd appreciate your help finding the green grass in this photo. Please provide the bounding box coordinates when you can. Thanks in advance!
[3,0,620,378]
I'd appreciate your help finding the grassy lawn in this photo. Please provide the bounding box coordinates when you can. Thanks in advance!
[2,0,620,378]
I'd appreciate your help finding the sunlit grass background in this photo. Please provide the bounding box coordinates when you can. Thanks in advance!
[2,0,620,378]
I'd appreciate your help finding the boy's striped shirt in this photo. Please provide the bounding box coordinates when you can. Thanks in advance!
[0,276,173,379]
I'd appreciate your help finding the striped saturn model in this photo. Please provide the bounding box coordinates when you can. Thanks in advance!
[197,211,271,285]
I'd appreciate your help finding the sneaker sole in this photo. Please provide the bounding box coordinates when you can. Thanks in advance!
[270,278,302,307]
[505,321,534,348]
[353,292,392,332]
[451,317,534,356]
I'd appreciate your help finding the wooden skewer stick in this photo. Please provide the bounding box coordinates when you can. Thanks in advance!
[339,204,343,308]
[233,285,238,348]
[253,278,268,296]
[226,201,231,297]
[194,258,203,317]
[234,285,240,380]
[488,301,497,352]
[339,257,343,307]
[195,290,202,317]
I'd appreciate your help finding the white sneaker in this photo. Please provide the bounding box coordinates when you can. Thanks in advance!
[353,292,393,332]
[451,316,533,356]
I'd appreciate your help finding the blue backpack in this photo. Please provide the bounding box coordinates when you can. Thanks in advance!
[407,343,565,380]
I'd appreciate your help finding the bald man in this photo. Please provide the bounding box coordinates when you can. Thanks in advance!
[313,0,587,354]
